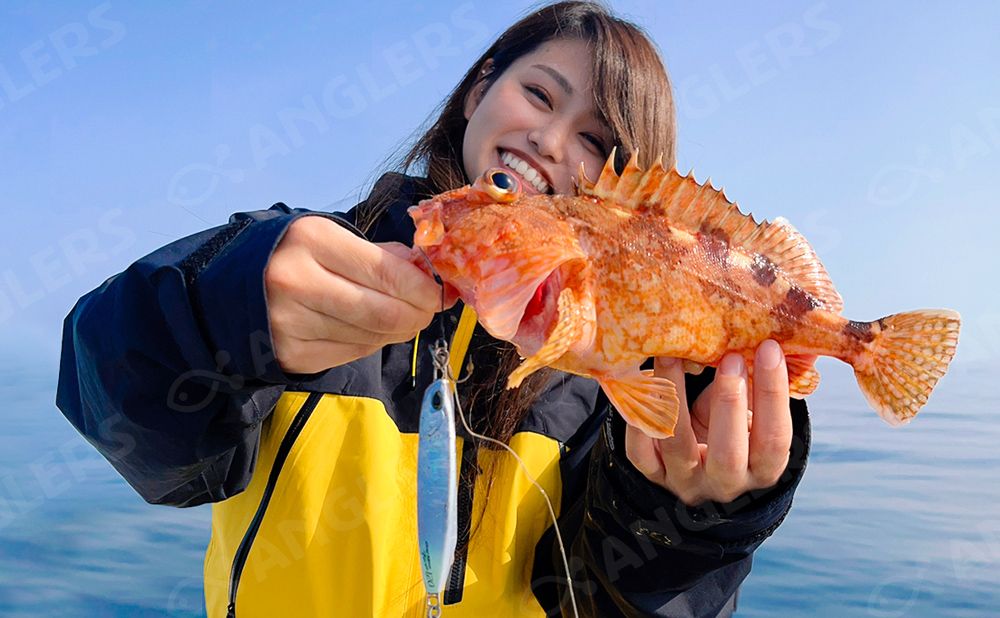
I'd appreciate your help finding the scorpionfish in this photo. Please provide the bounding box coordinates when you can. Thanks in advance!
[408,152,961,438]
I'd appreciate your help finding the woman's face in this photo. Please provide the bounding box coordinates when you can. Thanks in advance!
[462,38,613,196]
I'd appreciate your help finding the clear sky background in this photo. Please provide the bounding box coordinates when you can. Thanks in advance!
[2,0,998,379]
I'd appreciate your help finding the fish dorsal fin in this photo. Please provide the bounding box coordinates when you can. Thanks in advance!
[577,149,843,312]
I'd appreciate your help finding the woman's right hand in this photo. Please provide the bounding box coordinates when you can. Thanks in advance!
[265,216,444,374]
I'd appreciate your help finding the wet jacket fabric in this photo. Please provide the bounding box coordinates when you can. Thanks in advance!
[57,173,811,617]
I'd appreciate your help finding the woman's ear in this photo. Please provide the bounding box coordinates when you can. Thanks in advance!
[463,58,496,121]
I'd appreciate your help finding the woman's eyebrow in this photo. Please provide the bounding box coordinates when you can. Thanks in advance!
[531,64,573,95]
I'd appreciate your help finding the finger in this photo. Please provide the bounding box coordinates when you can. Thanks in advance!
[625,425,664,480]
[689,381,715,442]
[274,302,415,346]
[378,241,413,261]
[274,336,381,374]
[749,340,792,487]
[651,357,700,467]
[306,218,441,313]
[705,353,750,490]
[293,262,435,336]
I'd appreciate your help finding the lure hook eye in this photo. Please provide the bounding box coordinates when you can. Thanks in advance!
[476,168,520,203]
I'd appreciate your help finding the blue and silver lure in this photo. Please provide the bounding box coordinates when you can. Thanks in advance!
[417,341,459,617]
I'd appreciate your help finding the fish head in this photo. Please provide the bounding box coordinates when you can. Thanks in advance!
[408,169,589,345]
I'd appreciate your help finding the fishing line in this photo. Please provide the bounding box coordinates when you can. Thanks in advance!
[451,379,580,618]
[416,247,579,618]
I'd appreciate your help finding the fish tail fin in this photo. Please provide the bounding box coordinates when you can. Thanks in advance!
[854,309,960,425]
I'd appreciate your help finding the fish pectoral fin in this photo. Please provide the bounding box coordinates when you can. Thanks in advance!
[506,287,586,388]
[598,372,680,439]
[786,354,820,398]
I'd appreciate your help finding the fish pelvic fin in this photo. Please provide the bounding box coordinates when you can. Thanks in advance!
[507,286,590,388]
[576,151,843,312]
[598,370,680,439]
[853,309,961,425]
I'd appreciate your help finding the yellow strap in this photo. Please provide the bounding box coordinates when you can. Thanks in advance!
[410,304,479,381]
[448,305,478,379]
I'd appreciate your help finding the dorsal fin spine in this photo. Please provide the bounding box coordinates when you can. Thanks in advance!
[572,153,844,312]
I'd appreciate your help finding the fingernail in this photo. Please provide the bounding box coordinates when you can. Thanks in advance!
[719,353,744,376]
[757,340,782,371]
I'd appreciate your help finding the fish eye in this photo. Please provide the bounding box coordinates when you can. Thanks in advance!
[491,171,516,192]
[477,169,520,203]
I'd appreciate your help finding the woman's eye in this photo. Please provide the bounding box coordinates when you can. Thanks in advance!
[583,134,607,155]
[525,85,551,108]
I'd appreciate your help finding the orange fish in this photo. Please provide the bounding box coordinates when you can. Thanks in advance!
[408,152,961,438]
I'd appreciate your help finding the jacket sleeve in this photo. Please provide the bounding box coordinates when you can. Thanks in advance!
[55,203,358,507]
[531,368,811,617]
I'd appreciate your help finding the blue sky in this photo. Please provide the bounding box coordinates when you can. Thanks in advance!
[2,1,998,370]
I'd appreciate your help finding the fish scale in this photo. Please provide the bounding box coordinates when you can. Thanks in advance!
[408,154,960,438]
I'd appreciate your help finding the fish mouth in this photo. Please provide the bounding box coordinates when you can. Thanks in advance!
[512,268,562,355]
[475,257,575,343]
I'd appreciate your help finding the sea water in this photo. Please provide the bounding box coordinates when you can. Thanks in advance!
[1,357,996,617]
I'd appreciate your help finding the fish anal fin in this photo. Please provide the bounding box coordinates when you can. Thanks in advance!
[786,354,821,398]
[598,372,680,439]
[507,286,587,388]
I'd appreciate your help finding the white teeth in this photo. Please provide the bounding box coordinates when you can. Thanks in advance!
[499,150,549,193]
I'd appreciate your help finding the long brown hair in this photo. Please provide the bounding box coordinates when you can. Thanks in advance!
[358,0,676,551]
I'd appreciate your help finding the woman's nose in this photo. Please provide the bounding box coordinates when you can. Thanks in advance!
[528,125,566,164]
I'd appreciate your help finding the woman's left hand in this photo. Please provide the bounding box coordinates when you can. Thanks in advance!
[624,340,793,507]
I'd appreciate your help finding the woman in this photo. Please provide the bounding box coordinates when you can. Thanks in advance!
[57,2,810,616]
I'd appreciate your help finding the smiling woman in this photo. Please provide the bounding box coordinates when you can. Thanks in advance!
[56,2,811,617]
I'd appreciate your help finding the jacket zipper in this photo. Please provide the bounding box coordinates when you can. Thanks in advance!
[226,392,322,618]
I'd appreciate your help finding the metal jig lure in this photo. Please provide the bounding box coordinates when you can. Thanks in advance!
[417,340,459,617]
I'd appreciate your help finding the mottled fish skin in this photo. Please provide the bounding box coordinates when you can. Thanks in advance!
[409,157,961,436]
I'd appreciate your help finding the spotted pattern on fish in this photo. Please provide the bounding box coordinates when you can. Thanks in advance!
[843,319,875,343]
[751,254,778,287]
